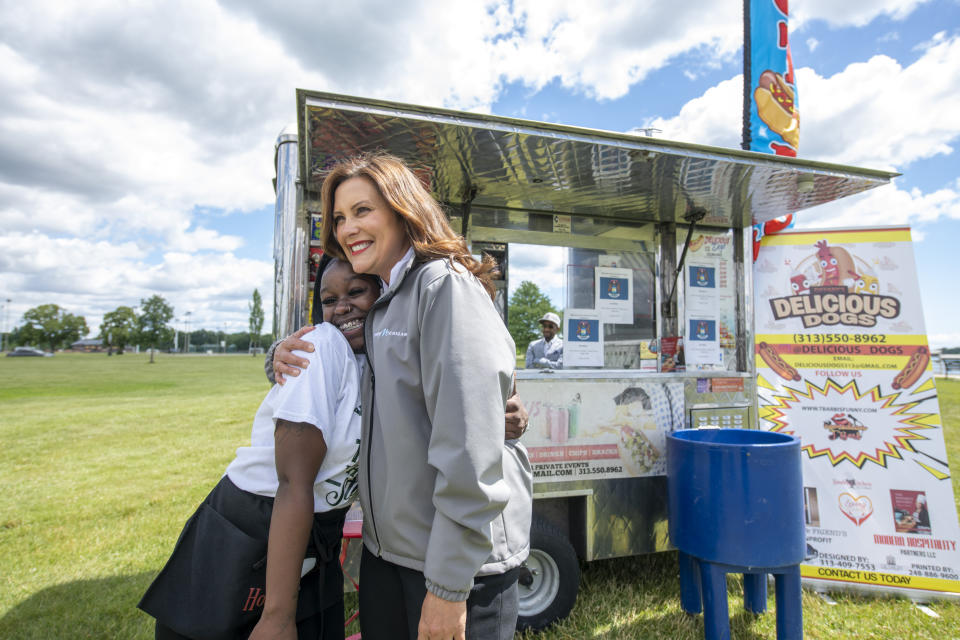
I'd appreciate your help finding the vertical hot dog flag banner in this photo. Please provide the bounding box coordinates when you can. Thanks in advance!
[745,0,799,260]
[744,0,799,156]
[755,227,960,597]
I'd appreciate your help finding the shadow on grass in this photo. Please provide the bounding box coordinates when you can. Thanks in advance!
[518,551,777,640]
[0,571,156,640]
[1,557,779,640]
[2,572,362,640]
[607,609,771,640]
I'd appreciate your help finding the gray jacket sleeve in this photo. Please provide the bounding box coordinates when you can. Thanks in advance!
[525,341,536,369]
[417,270,515,600]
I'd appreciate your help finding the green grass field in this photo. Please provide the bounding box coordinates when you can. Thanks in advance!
[1,353,959,639]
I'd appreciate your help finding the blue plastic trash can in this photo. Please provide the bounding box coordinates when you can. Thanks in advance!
[667,428,805,640]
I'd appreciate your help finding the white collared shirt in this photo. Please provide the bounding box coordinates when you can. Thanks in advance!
[382,246,415,292]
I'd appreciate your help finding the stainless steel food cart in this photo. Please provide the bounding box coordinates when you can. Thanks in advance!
[272,90,895,630]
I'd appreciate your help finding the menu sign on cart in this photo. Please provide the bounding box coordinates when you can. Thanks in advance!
[685,262,720,366]
[563,308,604,367]
[595,266,633,324]
[754,227,960,597]
[517,379,685,481]
[683,232,738,368]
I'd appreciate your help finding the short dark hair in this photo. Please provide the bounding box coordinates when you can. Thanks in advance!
[310,254,380,325]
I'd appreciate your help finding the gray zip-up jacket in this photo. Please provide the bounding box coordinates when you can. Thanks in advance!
[361,257,531,601]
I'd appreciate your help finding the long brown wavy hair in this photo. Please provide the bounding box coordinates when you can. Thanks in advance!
[319,152,496,297]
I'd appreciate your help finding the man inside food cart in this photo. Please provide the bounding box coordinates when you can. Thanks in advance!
[525,312,563,369]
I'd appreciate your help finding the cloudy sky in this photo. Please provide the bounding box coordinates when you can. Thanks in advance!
[1,0,959,347]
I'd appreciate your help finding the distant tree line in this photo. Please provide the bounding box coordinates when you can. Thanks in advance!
[173,329,275,353]
[11,304,90,353]
[5,290,272,360]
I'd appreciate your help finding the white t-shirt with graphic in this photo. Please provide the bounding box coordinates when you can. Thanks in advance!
[225,324,362,512]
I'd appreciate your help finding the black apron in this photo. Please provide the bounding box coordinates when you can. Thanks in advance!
[138,476,347,640]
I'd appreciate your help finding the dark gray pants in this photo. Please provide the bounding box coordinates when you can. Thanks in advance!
[358,546,518,640]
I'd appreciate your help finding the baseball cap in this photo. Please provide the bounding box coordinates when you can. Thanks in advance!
[539,312,561,326]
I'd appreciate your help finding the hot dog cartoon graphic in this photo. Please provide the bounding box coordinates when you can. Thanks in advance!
[849,271,880,295]
[758,342,801,382]
[754,70,799,149]
[892,347,930,390]
[790,274,810,294]
[814,240,854,288]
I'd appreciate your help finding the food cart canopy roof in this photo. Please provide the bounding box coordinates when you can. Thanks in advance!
[297,90,897,229]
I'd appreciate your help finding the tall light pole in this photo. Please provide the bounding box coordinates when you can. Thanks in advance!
[1,299,9,352]
[184,311,192,353]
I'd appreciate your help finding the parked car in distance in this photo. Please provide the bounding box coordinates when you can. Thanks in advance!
[6,346,53,357]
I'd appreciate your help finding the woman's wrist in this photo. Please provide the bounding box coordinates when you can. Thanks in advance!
[261,602,296,621]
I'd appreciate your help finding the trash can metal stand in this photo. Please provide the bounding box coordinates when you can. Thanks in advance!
[667,429,805,640]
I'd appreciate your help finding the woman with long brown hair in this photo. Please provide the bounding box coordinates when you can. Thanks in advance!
[273,152,532,640]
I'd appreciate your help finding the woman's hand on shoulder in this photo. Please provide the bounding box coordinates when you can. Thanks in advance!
[273,325,316,385]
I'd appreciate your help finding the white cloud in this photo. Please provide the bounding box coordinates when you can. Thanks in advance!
[0,231,272,334]
[799,36,960,170]
[634,37,960,298]
[495,0,743,100]
[638,26,960,345]
[489,0,935,101]
[646,33,960,173]
[0,3,300,211]
[639,75,742,146]
[1,1,520,336]
[508,244,566,306]
[0,0,309,332]
[913,29,949,51]
[223,0,510,112]
[0,0,943,336]
[929,333,960,350]
[807,38,820,52]
[791,0,931,28]
[795,179,960,229]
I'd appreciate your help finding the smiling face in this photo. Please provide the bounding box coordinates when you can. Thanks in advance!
[817,254,840,285]
[540,321,558,341]
[318,260,380,353]
[332,176,411,283]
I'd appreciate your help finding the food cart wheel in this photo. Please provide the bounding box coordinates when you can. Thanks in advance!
[516,518,580,632]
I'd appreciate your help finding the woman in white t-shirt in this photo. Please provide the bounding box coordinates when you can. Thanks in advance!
[139,257,378,640]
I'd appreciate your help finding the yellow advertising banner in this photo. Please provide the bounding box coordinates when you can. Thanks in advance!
[754,227,960,596]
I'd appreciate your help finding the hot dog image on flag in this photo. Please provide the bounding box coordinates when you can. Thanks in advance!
[744,0,799,156]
